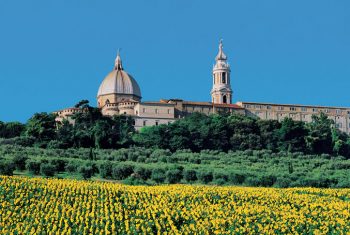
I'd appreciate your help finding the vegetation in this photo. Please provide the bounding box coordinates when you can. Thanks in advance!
[0,176,349,234]
[0,145,349,187]
[1,100,350,187]
[1,100,350,158]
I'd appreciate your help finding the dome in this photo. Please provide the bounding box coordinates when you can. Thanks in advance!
[97,52,141,98]
[97,70,141,98]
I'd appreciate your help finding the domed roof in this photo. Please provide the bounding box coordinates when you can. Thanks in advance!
[97,52,142,98]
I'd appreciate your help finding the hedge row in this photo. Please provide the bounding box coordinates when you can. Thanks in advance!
[1,156,349,188]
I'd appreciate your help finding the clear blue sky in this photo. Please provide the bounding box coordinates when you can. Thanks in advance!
[0,0,349,122]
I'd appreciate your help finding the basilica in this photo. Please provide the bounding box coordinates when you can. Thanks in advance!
[55,41,350,134]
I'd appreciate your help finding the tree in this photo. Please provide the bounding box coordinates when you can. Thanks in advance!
[24,113,57,143]
[305,113,334,154]
[277,118,308,152]
[331,128,350,157]
[0,121,25,138]
[257,119,281,151]
[228,114,262,151]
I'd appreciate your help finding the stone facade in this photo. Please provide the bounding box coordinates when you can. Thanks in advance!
[236,101,350,134]
[55,40,350,133]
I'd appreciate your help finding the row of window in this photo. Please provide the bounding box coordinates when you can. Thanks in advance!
[142,120,171,126]
[142,108,171,114]
[246,104,350,114]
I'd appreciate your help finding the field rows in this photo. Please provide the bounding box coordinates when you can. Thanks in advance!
[0,176,349,234]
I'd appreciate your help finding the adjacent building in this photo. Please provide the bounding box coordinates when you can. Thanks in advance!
[55,41,350,133]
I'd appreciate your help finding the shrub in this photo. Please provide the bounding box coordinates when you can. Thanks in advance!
[259,174,277,187]
[245,174,277,187]
[0,160,15,176]
[26,160,41,175]
[151,168,166,183]
[0,136,35,147]
[228,172,246,185]
[214,172,229,182]
[112,164,134,180]
[274,176,292,188]
[65,160,80,173]
[166,169,183,184]
[198,171,213,184]
[213,178,226,185]
[79,166,94,180]
[40,163,56,177]
[134,167,152,181]
[50,159,67,172]
[12,154,28,171]
[47,140,67,149]
[99,162,113,178]
[184,169,197,182]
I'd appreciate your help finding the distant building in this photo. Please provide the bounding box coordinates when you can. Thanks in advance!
[55,41,350,133]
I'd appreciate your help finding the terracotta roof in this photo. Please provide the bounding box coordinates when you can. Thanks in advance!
[213,103,244,109]
[183,101,243,109]
[142,101,175,106]
[53,107,82,113]
[238,101,350,110]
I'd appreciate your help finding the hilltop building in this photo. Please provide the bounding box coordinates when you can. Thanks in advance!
[55,41,350,133]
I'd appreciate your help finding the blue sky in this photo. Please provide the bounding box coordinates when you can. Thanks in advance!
[0,0,349,122]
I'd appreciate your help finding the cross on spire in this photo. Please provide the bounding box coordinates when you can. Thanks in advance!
[114,48,123,70]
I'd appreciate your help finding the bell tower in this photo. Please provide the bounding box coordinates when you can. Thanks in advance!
[211,40,232,104]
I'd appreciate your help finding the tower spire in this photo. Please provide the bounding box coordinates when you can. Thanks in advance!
[215,39,227,61]
[211,39,232,104]
[114,49,123,70]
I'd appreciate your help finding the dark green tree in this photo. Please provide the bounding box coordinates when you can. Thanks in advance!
[305,113,334,154]
[24,113,57,143]
[277,118,308,152]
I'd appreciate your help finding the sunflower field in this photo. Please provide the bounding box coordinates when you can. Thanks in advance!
[0,176,349,234]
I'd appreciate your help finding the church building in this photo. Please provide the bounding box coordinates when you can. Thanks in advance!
[55,41,350,133]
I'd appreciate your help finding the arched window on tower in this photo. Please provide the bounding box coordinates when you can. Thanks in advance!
[223,95,227,104]
[222,72,226,84]
[106,99,110,104]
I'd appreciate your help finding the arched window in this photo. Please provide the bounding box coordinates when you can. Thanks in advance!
[223,95,227,104]
[105,99,110,104]
[222,72,226,83]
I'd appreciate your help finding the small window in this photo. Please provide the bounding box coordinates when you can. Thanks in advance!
[167,109,170,114]
[325,109,329,113]
[132,120,136,126]
[278,106,284,111]
[222,72,226,83]
[143,108,146,113]
[155,109,158,114]
[313,108,318,112]
[106,99,110,104]
[124,112,126,114]
[290,107,296,111]
[136,111,138,115]
[336,123,342,128]
[155,121,159,126]
[336,110,342,114]
[223,95,227,104]
[267,105,271,110]
[143,120,146,126]
[301,107,307,112]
